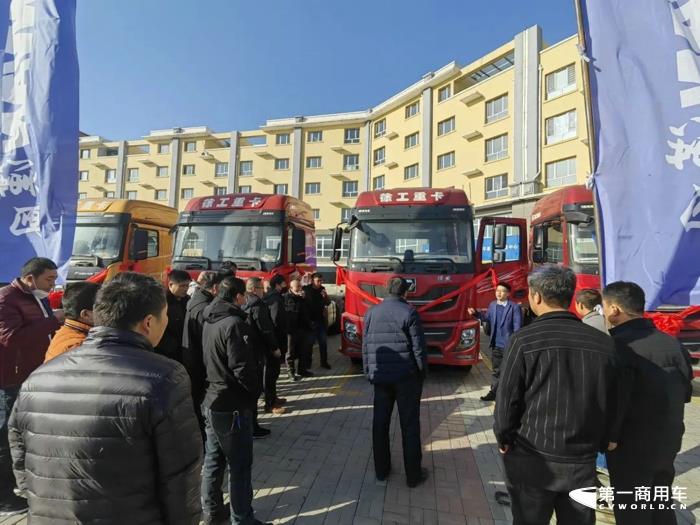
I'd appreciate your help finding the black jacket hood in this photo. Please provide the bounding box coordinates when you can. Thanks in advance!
[204,297,247,324]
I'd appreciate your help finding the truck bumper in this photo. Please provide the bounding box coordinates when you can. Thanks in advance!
[340,314,481,367]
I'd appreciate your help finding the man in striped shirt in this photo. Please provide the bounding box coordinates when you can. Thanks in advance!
[494,264,619,525]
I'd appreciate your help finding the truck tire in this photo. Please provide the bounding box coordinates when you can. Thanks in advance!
[462,365,473,374]
[350,357,362,365]
[326,299,342,335]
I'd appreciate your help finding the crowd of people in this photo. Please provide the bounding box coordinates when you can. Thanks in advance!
[0,258,695,525]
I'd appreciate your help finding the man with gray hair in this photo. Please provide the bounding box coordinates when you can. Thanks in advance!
[494,264,619,525]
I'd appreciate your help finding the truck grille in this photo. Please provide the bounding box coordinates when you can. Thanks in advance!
[359,283,459,312]
[424,327,453,343]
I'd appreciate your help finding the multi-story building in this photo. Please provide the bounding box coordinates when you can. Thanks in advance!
[78,25,590,262]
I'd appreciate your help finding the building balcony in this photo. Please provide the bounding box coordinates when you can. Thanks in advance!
[462,168,483,178]
[460,91,484,106]
[462,130,483,141]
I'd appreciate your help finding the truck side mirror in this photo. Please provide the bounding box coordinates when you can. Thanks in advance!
[130,229,149,261]
[331,226,343,262]
[291,228,306,264]
[494,224,507,250]
[532,250,547,264]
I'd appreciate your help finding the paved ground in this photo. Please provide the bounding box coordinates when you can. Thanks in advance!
[2,334,699,524]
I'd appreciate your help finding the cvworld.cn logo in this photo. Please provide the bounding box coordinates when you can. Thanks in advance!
[568,487,599,510]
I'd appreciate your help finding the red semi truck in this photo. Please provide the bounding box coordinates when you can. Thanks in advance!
[332,187,528,367]
[530,185,700,376]
[170,193,317,282]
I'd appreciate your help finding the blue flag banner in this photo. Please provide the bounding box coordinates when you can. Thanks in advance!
[0,0,78,283]
[581,0,700,309]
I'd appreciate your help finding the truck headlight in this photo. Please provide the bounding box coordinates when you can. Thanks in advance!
[344,320,360,344]
[458,328,477,349]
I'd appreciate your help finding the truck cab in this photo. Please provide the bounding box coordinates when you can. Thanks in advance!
[68,199,178,283]
[171,193,316,281]
[529,185,700,376]
[333,187,528,367]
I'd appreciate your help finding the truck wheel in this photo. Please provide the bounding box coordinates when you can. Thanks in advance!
[350,357,362,365]
[326,300,342,335]
[462,365,473,374]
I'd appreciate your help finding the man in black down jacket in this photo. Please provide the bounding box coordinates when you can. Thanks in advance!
[285,278,313,378]
[8,272,202,525]
[602,282,693,525]
[495,265,618,525]
[243,277,283,424]
[201,276,270,525]
[263,274,289,404]
[362,277,427,488]
[154,269,191,362]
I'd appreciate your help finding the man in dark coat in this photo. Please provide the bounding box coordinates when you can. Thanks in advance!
[182,269,232,440]
[243,277,283,432]
[303,272,331,369]
[263,274,289,402]
[201,276,270,525]
[0,257,63,515]
[468,281,522,401]
[362,277,427,488]
[602,281,693,525]
[495,264,619,525]
[154,269,191,362]
[8,272,202,525]
[285,278,313,379]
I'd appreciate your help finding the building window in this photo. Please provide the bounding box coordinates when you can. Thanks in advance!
[486,94,508,123]
[546,110,577,144]
[305,182,321,195]
[485,174,508,199]
[404,163,419,180]
[343,154,359,171]
[546,157,577,187]
[127,168,139,182]
[374,119,386,138]
[438,85,451,102]
[79,170,89,182]
[405,101,420,119]
[274,184,288,195]
[181,188,194,199]
[341,208,352,222]
[307,130,323,143]
[404,132,419,149]
[103,148,119,157]
[155,189,167,201]
[546,64,576,99]
[373,175,385,190]
[184,141,196,152]
[105,169,116,183]
[104,191,115,198]
[274,158,289,170]
[313,209,320,220]
[183,164,196,176]
[157,143,170,154]
[437,151,455,170]
[157,166,169,178]
[215,162,229,177]
[239,160,253,176]
[342,180,358,197]
[125,190,137,200]
[214,187,227,196]
[239,185,251,193]
[78,192,87,199]
[80,149,90,159]
[373,147,385,166]
[306,156,322,169]
[344,128,360,144]
[437,117,455,137]
[276,133,290,145]
[485,134,508,162]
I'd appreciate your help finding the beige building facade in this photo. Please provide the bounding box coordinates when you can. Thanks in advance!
[78,25,590,259]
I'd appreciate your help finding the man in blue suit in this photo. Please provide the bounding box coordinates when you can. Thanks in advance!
[468,282,522,401]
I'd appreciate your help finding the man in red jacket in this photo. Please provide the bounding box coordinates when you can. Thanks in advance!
[0,257,63,515]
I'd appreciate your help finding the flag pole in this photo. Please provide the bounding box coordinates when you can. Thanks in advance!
[574,0,605,285]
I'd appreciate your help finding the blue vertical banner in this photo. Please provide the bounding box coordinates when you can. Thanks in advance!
[581,0,700,309]
[0,0,78,282]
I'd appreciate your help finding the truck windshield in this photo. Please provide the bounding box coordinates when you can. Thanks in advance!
[351,220,472,264]
[568,221,599,272]
[72,225,124,262]
[174,224,283,263]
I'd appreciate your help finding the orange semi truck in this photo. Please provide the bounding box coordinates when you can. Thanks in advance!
[530,185,700,376]
[332,187,529,368]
